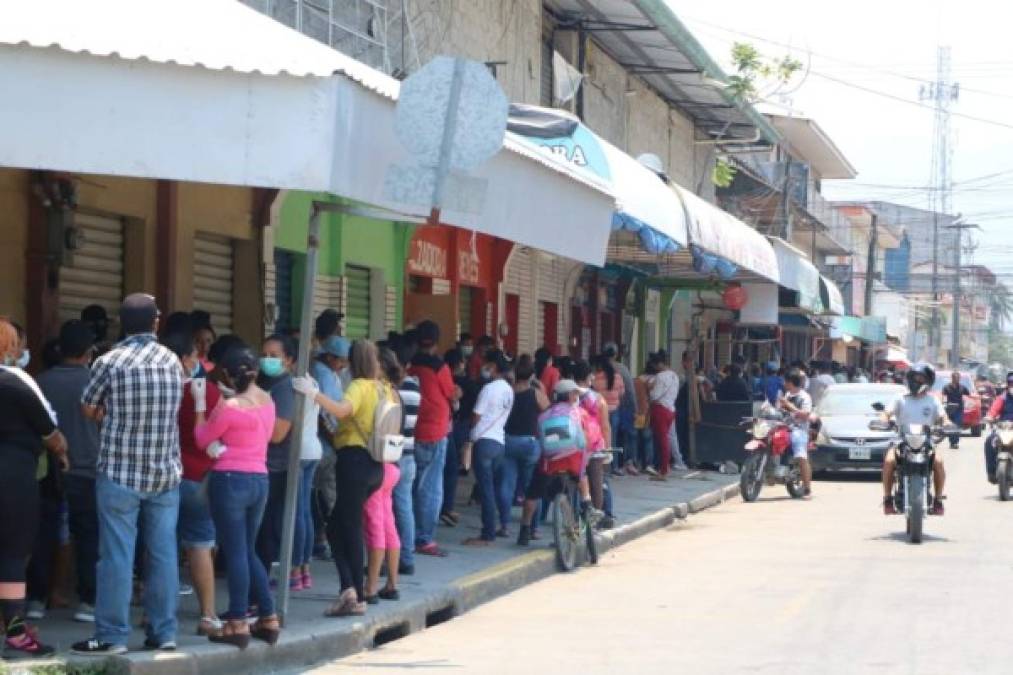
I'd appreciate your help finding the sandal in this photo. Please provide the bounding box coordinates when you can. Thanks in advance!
[378,588,400,601]
[440,512,459,527]
[250,615,281,645]
[196,616,223,636]
[363,594,380,605]
[325,588,366,617]
[495,527,509,538]
[462,537,493,547]
[207,619,251,650]
[415,543,449,558]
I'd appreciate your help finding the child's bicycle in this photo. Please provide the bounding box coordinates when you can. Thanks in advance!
[550,449,612,571]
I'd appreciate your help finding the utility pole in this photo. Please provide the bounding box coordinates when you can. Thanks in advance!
[951,222,961,368]
[864,211,878,317]
[920,46,958,365]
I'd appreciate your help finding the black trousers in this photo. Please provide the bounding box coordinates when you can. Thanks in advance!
[26,495,61,604]
[327,448,382,602]
[0,451,39,583]
[255,471,288,570]
[64,475,99,605]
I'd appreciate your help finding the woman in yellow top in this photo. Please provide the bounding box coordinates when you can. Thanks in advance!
[292,339,389,617]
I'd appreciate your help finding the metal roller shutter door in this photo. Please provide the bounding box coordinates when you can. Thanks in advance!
[194,234,234,334]
[504,247,533,354]
[344,265,371,339]
[58,213,124,325]
[273,249,294,333]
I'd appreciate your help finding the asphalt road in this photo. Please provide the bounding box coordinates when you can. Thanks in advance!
[311,436,1007,675]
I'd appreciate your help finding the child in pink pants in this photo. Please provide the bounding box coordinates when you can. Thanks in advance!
[362,462,401,602]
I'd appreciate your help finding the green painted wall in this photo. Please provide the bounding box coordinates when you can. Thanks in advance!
[275,192,415,330]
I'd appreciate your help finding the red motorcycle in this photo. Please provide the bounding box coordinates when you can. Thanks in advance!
[739,409,805,502]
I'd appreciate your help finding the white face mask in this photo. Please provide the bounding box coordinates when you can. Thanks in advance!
[461,346,473,357]
[480,366,494,380]
[15,350,29,370]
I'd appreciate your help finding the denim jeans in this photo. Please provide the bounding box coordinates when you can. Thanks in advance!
[208,471,273,620]
[207,470,271,616]
[255,471,287,569]
[64,474,98,605]
[442,420,470,516]
[472,438,506,540]
[293,460,318,567]
[393,453,417,567]
[609,409,623,471]
[413,437,447,547]
[501,435,540,517]
[94,475,180,646]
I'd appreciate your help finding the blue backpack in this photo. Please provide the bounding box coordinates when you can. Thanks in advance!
[538,403,585,459]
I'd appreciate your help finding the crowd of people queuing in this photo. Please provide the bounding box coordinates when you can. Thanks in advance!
[0,286,892,659]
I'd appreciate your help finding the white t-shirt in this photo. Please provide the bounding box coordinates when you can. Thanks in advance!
[472,378,514,444]
[300,391,323,461]
[891,394,946,427]
[649,370,680,411]
[808,373,835,405]
[786,388,813,430]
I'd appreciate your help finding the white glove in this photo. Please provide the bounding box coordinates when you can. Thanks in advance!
[206,441,227,460]
[191,378,208,413]
[292,376,319,399]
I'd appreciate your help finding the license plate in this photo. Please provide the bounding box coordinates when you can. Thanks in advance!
[849,446,872,460]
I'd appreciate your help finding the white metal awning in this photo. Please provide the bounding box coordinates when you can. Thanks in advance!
[673,185,780,282]
[0,0,616,265]
[820,274,846,316]
[771,238,822,313]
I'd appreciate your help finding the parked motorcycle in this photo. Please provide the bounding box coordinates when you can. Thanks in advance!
[739,409,805,502]
[991,421,1013,501]
[870,417,945,544]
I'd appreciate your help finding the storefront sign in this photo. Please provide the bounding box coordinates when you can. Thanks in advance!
[408,239,447,278]
[523,125,611,184]
[458,249,481,285]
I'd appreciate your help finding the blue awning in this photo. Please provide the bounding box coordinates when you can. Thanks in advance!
[509,105,688,256]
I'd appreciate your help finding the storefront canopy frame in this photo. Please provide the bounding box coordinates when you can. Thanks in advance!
[0,0,616,265]
[770,237,822,313]
[820,274,846,316]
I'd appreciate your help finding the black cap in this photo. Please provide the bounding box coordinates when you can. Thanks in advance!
[58,320,95,359]
[314,309,344,341]
[416,320,440,347]
[120,293,159,336]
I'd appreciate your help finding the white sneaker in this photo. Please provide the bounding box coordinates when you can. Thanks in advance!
[74,603,96,623]
[673,463,689,471]
[178,583,194,596]
[25,600,45,620]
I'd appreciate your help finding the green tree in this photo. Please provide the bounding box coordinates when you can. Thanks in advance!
[990,282,1013,330]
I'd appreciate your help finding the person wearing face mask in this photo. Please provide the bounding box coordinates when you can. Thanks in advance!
[161,332,222,637]
[983,372,1013,483]
[457,333,474,359]
[253,334,297,574]
[0,317,69,657]
[35,320,99,625]
[309,335,349,560]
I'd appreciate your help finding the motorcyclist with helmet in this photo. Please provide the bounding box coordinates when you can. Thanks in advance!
[881,363,953,516]
[982,372,1013,483]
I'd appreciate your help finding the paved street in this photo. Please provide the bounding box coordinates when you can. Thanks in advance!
[313,436,1007,675]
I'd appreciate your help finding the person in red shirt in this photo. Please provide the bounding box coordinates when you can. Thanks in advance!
[407,321,461,557]
[535,347,560,396]
[162,332,223,637]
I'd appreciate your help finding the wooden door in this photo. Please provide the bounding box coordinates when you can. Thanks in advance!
[505,293,520,356]
[542,301,559,355]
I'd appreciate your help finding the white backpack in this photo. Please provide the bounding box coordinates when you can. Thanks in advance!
[351,381,405,463]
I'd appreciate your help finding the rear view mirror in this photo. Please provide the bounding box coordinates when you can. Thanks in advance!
[871,402,886,412]
[868,420,892,432]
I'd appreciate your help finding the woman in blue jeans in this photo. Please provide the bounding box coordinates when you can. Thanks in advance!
[195,345,280,649]
[500,355,550,528]
[464,351,514,545]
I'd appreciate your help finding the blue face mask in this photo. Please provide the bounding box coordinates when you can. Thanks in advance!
[15,350,29,370]
[260,357,285,378]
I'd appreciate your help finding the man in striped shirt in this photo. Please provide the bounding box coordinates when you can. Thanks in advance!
[392,340,421,575]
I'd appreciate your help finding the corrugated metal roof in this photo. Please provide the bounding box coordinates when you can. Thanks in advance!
[544,0,779,143]
[0,0,400,97]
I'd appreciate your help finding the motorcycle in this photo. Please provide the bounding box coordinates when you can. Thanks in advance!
[870,417,945,544]
[739,408,805,502]
[992,421,1013,501]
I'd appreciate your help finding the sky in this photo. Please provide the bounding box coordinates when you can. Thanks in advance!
[669,0,1013,284]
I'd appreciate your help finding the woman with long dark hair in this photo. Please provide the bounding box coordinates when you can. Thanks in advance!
[592,355,625,475]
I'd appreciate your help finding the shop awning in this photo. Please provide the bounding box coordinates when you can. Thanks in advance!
[0,0,617,265]
[820,275,846,316]
[674,186,780,282]
[507,105,687,255]
[771,238,822,313]
[830,315,887,344]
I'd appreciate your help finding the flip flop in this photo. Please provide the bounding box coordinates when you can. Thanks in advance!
[462,537,493,547]
[440,513,458,527]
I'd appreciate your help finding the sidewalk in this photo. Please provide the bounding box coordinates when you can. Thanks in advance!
[21,470,740,674]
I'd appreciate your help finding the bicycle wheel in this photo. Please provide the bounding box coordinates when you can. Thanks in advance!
[552,491,578,571]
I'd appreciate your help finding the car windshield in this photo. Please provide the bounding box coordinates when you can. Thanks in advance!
[819,389,902,416]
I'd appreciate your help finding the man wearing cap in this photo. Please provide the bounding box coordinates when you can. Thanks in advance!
[73,294,183,656]
[309,335,350,553]
[407,320,461,557]
[36,320,100,624]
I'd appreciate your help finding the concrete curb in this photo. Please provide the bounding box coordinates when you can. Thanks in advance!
[48,481,741,674]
